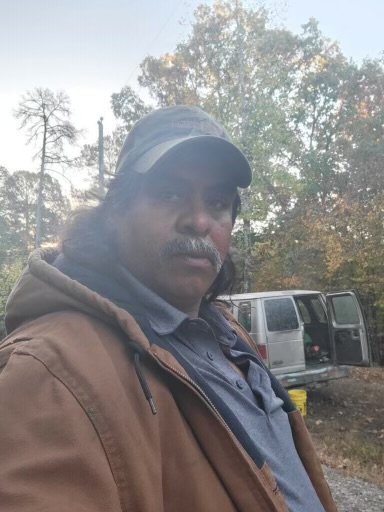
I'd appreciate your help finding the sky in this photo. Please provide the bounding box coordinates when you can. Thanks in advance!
[1,0,383,181]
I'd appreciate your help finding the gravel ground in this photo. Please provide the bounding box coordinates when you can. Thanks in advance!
[323,465,384,511]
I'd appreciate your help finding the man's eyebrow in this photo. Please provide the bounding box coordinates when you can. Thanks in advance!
[148,174,186,189]
[146,170,237,193]
[206,182,237,195]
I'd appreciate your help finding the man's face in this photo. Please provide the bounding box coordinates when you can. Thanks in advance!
[112,149,237,314]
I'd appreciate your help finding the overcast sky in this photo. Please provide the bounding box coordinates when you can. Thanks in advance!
[1,0,383,176]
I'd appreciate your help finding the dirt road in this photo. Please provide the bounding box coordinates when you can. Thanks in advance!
[324,465,384,511]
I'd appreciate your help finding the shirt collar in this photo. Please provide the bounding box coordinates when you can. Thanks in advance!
[200,301,237,347]
[117,265,188,335]
[116,265,237,345]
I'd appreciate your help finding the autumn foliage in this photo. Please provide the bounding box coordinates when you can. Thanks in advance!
[2,1,384,362]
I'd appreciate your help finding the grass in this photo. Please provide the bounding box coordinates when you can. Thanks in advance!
[305,367,384,488]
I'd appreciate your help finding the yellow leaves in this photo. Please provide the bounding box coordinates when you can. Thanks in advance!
[163,53,174,67]
[281,275,303,289]
[325,233,344,275]
[355,100,370,118]
[313,55,327,71]
[300,54,328,74]
[252,191,384,295]
[214,3,227,17]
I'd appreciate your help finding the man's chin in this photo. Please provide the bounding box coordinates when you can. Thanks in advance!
[158,273,217,307]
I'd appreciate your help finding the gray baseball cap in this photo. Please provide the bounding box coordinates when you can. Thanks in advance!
[115,105,252,188]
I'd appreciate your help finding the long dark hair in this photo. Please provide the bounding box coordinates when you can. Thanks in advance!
[61,170,240,301]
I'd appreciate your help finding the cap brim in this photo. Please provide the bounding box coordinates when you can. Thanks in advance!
[130,135,252,188]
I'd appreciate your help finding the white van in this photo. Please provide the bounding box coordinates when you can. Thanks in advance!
[220,290,370,388]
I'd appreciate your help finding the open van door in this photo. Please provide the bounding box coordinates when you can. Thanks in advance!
[326,290,370,366]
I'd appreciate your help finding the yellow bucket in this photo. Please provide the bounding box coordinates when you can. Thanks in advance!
[288,389,307,416]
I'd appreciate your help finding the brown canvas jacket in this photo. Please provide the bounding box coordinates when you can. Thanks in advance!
[0,249,337,512]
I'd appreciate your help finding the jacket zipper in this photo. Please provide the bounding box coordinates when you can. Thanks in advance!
[150,351,283,510]
[152,353,228,424]
[150,352,268,476]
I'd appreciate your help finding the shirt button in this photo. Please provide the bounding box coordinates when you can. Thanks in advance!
[236,380,245,390]
[206,351,214,361]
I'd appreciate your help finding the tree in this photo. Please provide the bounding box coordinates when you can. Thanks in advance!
[0,167,69,258]
[75,126,128,202]
[111,85,152,131]
[109,1,384,360]
[75,85,153,202]
[14,88,80,247]
[137,0,303,291]
[0,258,24,339]
[0,167,69,339]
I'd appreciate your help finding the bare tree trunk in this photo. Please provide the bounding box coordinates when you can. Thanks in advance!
[14,88,79,249]
[35,123,47,248]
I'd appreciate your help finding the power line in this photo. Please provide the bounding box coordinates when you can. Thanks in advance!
[125,1,183,85]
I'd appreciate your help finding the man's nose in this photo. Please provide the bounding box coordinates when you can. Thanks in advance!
[177,197,211,237]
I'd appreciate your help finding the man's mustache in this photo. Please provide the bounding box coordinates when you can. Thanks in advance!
[160,237,223,274]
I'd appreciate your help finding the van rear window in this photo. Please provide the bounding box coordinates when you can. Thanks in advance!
[264,298,299,332]
[330,295,360,324]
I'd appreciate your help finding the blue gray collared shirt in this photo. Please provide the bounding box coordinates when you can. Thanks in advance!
[118,267,324,512]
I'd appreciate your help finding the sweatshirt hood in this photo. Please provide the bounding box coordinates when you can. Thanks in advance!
[4,248,295,423]
[5,248,150,352]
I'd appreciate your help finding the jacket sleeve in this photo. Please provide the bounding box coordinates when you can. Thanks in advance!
[0,349,122,512]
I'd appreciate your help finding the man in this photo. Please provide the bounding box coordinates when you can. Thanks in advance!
[0,106,336,511]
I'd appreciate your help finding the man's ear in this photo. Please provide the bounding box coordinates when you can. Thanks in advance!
[101,209,123,255]
[104,205,133,251]
[105,210,116,232]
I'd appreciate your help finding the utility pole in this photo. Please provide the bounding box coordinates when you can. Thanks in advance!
[97,117,105,195]
[235,0,252,293]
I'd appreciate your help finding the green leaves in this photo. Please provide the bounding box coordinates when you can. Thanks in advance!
[111,86,152,130]
[0,168,69,338]
[0,168,69,257]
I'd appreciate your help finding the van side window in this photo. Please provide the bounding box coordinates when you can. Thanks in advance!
[296,299,311,324]
[264,298,299,332]
[238,301,252,332]
[310,298,327,323]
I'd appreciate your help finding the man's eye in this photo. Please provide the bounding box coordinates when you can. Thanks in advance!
[159,190,182,202]
[208,198,231,211]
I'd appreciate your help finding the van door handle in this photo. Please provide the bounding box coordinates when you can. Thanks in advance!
[273,360,284,365]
